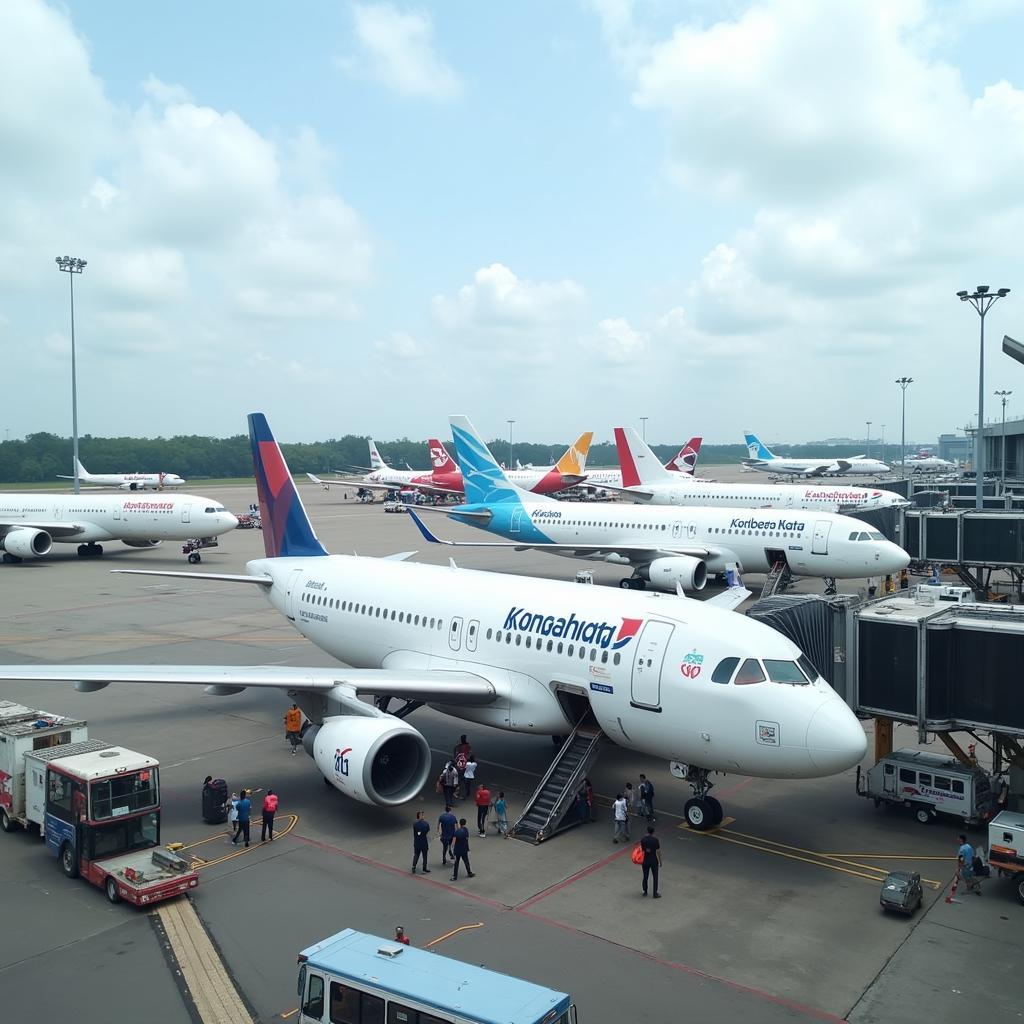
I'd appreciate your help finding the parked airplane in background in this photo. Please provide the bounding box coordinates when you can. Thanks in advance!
[605,428,907,512]
[899,451,957,473]
[0,492,237,562]
[324,433,594,498]
[0,413,867,832]
[743,434,891,477]
[407,417,910,592]
[582,438,703,491]
[58,458,185,491]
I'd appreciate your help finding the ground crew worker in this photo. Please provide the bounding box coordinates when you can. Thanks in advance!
[475,782,491,837]
[412,810,431,874]
[284,704,303,756]
[261,789,278,842]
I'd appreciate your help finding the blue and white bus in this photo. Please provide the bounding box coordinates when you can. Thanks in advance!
[296,929,576,1024]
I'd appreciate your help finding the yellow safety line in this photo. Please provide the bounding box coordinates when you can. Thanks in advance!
[719,829,945,889]
[426,922,486,948]
[822,854,956,861]
[279,1009,299,1020]
[188,814,299,870]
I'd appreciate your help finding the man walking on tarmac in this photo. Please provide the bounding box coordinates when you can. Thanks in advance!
[284,704,303,755]
[261,789,279,842]
[412,810,431,874]
[958,833,981,895]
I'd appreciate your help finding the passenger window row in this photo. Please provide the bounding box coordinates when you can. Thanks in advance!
[483,627,622,666]
[300,591,444,631]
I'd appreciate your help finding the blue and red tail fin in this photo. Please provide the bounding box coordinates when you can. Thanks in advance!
[248,413,328,558]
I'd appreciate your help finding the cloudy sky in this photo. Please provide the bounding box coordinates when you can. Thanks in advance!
[2,0,1024,447]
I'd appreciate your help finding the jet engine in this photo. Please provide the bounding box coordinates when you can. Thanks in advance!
[121,539,162,548]
[303,715,431,806]
[120,482,144,491]
[641,555,707,592]
[1,528,52,559]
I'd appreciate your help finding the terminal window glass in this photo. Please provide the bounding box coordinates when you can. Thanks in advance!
[734,659,765,685]
[303,974,324,1021]
[899,769,916,784]
[711,657,739,684]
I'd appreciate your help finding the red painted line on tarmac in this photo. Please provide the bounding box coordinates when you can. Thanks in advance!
[516,844,634,911]
[714,776,759,800]
[289,832,508,910]
[516,907,845,1024]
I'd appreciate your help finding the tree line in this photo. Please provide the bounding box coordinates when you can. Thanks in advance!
[0,432,895,484]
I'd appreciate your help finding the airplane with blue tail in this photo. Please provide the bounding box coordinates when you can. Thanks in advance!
[0,413,867,831]
[743,433,891,477]
[405,417,910,593]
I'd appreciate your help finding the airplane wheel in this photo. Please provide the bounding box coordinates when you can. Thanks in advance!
[77,545,89,557]
[188,553,201,564]
[2,553,21,564]
[684,798,713,831]
[619,578,633,589]
[705,797,724,827]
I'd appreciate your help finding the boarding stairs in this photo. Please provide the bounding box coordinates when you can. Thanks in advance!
[760,560,794,600]
[510,723,606,844]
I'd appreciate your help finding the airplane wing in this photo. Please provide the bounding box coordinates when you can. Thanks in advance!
[405,509,711,557]
[306,472,328,486]
[702,587,751,611]
[833,460,852,474]
[583,481,656,501]
[0,665,499,707]
[0,520,89,538]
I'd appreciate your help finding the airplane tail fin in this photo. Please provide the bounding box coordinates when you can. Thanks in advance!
[554,431,594,475]
[449,416,536,504]
[367,439,388,471]
[744,432,774,461]
[427,438,457,473]
[76,457,89,478]
[664,437,702,474]
[615,426,673,488]
[248,414,328,558]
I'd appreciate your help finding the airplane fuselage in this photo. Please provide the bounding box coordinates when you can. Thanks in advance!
[251,554,866,779]
[621,481,907,513]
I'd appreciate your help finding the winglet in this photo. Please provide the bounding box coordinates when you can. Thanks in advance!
[248,414,328,558]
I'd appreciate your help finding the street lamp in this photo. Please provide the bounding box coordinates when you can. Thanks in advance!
[996,389,1013,487]
[895,377,913,472]
[56,255,87,494]
[507,419,515,470]
[880,424,885,464]
[640,417,648,443]
[958,285,1011,508]
[865,421,872,461]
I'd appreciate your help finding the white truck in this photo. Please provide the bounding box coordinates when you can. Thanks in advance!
[856,748,998,826]
[988,810,1024,905]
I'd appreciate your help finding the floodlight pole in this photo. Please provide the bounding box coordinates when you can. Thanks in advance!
[640,417,648,443]
[996,389,1013,487]
[56,256,87,494]
[896,377,913,473]
[507,419,515,470]
[865,421,871,461]
[958,286,1011,509]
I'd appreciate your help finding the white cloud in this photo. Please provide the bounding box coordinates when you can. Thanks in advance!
[346,3,462,100]
[596,316,647,362]
[374,330,427,358]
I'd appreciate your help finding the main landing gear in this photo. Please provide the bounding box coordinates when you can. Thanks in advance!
[76,543,103,558]
[619,575,646,590]
[676,764,724,831]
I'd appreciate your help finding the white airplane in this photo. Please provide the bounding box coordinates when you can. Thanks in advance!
[606,427,908,513]
[406,417,910,592]
[580,437,703,491]
[0,492,237,563]
[0,413,867,831]
[743,433,891,477]
[58,458,185,491]
[899,451,957,474]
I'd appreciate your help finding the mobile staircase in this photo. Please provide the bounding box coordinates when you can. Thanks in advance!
[510,723,606,844]
[760,560,794,600]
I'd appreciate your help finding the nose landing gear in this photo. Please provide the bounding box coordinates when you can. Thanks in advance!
[674,764,724,831]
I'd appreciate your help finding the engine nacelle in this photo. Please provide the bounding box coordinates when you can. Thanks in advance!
[121,539,162,548]
[120,481,144,491]
[1,528,52,559]
[641,554,707,592]
[304,716,431,806]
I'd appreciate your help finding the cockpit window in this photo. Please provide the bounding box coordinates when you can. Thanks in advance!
[764,659,810,685]
[797,654,818,682]
[848,531,859,541]
[734,658,765,685]
[868,531,884,541]
[711,657,739,684]
[205,507,214,513]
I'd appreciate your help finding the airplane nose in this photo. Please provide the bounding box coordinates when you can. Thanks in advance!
[224,513,239,529]
[877,542,910,573]
[805,698,866,775]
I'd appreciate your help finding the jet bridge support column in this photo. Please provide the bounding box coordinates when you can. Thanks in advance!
[874,717,893,761]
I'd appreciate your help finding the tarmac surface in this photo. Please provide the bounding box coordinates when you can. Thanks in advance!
[1,470,1022,1023]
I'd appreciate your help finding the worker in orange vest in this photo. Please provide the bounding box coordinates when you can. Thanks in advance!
[284,704,303,756]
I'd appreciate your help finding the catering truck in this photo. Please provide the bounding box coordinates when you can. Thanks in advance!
[0,700,198,906]
[988,810,1024,905]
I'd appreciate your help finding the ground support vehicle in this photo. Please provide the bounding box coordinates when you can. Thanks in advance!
[879,870,923,915]
[182,536,220,563]
[856,748,998,826]
[297,928,576,1024]
[1,709,198,906]
[988,810,1024,905]
[382,501,408,514]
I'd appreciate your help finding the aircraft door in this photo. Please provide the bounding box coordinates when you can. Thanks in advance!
[510,508,523,535]
[181,503,191,525]
[285,569,304,620]
[812,520,831,554]
[449,616,464,651]
[671,521,682,540]
[630,621,675,709]
[465,619,479,653]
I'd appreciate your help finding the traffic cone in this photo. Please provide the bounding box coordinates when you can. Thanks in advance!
[945,871,962,904]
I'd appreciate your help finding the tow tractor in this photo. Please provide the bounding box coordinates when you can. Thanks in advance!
[0,701,198,906]
[182,536,220,564]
